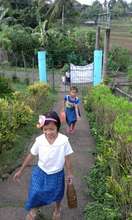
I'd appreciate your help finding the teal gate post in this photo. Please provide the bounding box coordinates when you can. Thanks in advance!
[93,50,103,86]
[38,51,47,82]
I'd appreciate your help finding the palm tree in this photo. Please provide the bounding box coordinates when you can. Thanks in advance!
[0,0,17,25]
[0,7,8,24]
[47,0,76,26]
[31,0,52,25]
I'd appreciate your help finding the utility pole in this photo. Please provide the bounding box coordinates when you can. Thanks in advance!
[102,28,111,80]
[95,26,100,49]
[102,1,111,80]
[62,5,64,26]
[96,0,111,82]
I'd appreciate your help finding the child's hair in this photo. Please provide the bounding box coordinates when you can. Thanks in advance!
[38,111,61,131]
[70,86,78,93]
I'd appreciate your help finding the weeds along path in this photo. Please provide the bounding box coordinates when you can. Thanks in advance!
[0,91,95,220]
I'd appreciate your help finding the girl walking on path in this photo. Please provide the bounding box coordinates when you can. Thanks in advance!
[64,86,81,134]
[13,111,73,220]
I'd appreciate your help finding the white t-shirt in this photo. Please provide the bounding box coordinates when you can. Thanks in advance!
[65,71,70,78]
[30,133,73,174]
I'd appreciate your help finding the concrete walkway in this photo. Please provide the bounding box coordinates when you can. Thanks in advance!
[0,91,95,220]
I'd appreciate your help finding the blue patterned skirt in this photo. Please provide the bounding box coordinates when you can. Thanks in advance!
[25,166,65,211]
[65,108,77,126]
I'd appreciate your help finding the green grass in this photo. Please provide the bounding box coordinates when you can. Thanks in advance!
[12,81,28,92]
[0,65,38,73]
[111,32,132,38]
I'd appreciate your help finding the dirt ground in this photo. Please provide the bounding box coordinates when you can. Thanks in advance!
[0,90,95,220]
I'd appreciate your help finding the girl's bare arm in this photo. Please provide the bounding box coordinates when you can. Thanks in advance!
[65,155,73,183]
[75,104,80,119]
[13,153,34,182]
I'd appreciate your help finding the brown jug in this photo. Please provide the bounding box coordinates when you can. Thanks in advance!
[66,183,77,209]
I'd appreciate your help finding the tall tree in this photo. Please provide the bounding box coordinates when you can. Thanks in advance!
[108,0,116,10]
[47,0,76,26]
[0,0,14,25]
[88,1,103,19]
[0,0,11,8]
[112,0,128,17]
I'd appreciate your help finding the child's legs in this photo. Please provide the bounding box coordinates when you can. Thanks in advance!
[70,121,76,131]
[53,201,62,220]
[66,123,73,133]
[54,201,61,213]
[26,208,37,220]
[72,122,76,130]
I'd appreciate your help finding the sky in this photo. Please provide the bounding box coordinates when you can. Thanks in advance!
[76,0,132,6]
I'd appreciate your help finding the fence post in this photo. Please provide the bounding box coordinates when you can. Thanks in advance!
[102,28,111,80]
[95,26,100,49]
[38,50,47,82]
[93,50,103,86]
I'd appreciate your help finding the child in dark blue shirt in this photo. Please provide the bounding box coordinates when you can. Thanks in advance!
[64,86,81,134]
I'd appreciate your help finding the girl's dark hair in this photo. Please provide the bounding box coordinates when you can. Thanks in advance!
[43,111,61,131]
[70,86,78,93]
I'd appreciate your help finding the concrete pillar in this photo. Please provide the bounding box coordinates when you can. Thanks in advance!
[38,51,47,82]
[93,50,103,86]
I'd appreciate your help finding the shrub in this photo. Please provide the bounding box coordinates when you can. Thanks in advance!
[83,85,132,219]
[27,82,50,111]
[0,97,33,152]
[0,76,13,98]
[108,46,131,72]
[127,65,132,81]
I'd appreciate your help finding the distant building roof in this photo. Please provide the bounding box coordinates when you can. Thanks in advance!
[83,20,96,25]
[127,11,132,16]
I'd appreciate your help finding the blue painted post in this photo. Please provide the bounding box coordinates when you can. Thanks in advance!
[38,51,47,82]
[93,50,103,86]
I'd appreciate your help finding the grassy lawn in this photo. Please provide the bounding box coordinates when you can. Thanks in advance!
[110,19,132,53]
[77,19,132,54]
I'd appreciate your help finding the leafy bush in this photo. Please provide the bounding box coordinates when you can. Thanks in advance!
[0,80,55,176]
[83,85,132,219]
[127,65,132,81]
[84,202,121,220]
[11,101,33,129]
[0,98,33,152]
[1,24,40,67]
[27,82,49,95]
[46,28,96,67]
[108,46,131,72]
[0,76,13,98]
[0,98,16,152]
[1,24,96,67]
[27,82,50,111]
[0,82,51,153]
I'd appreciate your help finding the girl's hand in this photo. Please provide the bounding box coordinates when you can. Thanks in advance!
[13,170,22,183]
[77,115,81,121]
[66,175,73,184]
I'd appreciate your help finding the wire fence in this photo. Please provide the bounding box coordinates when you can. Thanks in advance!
[1,49,131,98]
[0,50,64,91]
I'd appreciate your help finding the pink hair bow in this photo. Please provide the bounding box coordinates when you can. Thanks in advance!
[37,115,46,128]
[36,115,57,128]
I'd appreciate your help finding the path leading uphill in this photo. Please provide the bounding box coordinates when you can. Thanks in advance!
[0,91,95,220]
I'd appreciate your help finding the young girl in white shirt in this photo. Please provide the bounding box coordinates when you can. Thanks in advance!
[13,111,73,220]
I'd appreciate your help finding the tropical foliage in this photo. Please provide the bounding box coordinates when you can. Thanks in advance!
[0,0,132,69]
[84,85,132,220]
[0,80,51,155]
